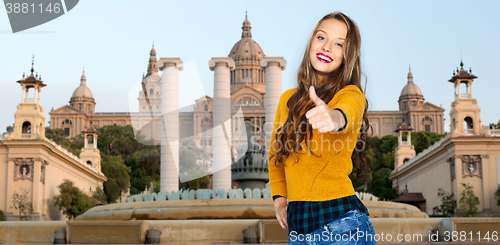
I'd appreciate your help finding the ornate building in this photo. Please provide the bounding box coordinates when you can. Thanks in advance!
[0,62,107,221]
[389,62,500,216]
[49,14,269,156]
[367,67,445,138]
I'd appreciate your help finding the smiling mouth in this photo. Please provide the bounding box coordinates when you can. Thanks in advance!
[316,53,332,63]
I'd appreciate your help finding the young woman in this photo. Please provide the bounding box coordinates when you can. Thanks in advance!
[268,12,375,244]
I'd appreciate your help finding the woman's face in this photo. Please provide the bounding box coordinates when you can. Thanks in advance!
[309,18,347,82]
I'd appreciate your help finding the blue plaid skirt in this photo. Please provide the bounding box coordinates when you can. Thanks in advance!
[287,195,369,235]
[288,209,376,245]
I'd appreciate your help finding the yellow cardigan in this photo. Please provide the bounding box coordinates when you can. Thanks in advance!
[268,85,366,202]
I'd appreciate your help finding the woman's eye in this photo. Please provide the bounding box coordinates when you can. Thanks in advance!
[336,43,343,48]
[317,36,325,40]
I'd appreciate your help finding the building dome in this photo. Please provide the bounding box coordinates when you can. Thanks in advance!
[400,83,423,97]
[228,12,265,62]
[400,68,424,99]
[71,70,94,100]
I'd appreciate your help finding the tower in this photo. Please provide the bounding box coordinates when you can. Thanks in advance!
[139,44,162,113]
[79,124,102,174]
[10,57,47,140]
[448,61,485,137]
[394,123,416,168]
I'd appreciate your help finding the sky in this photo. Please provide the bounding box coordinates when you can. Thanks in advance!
[1,0,499,134]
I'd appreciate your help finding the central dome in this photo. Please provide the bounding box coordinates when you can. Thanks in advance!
[228,13,265,62]
[400,68,423,99]
[71,71,94,99]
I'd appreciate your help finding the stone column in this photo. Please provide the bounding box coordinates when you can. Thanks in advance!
[5,159,15,214]
[209,57,235,192]
[261,57,286,157]
[32,158,41,215]
[158,58,183,193]
[481,155,490,210]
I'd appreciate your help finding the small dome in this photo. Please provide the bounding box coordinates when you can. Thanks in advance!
[229,39,265,62]
[71,85,94,99]
[400,68,423,97]
[71,71,94,99]
[228,12,265,62]
[400,83,423,97]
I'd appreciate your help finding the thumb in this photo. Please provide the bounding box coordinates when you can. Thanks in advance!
[309,86,324,106]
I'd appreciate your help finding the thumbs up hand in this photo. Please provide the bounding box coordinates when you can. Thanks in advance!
[305,86,344,133]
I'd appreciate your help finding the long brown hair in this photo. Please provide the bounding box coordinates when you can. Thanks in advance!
[269,12,371,182]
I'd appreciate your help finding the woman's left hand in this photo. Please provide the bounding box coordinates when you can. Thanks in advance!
[306,86,344,133]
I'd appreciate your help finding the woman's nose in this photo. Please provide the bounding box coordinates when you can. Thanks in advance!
[322,44,331,53]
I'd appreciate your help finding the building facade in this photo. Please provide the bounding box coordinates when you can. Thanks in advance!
[0,64,107,221]
[389,63,500,216]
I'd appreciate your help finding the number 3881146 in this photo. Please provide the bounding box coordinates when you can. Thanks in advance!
[5,3,62,14]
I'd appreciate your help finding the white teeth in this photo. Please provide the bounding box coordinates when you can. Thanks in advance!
[317,54,332,62]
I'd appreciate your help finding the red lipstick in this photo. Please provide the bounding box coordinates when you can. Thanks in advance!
[316,53,332,63]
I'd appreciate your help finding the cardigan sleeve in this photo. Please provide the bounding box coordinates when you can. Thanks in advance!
[267,93,288,199]
[329,85,366,133]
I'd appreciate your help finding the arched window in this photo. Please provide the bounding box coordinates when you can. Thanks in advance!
[204,104,208,111]
[22,121,31,134]
[149,89,154,96]
[87,135,94,144]
[464,116,473,135]
[87,161,92,166]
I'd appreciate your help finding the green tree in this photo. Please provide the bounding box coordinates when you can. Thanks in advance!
[66,134,84,156]
[436,188,457,217]
[91,186,107,204]
[53,179,95,220]
[0,209,7,221]
[459,183,480,217]
[365,135,400,200]
[133,147,161,179]
[97,124,145,157]
[5,124,14,134]
[489,119,500,129]
[413,132,431,154]
[45,127,70,147]
[101,155,131,203]
[129,167,152,195]
[10,189,34,221]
